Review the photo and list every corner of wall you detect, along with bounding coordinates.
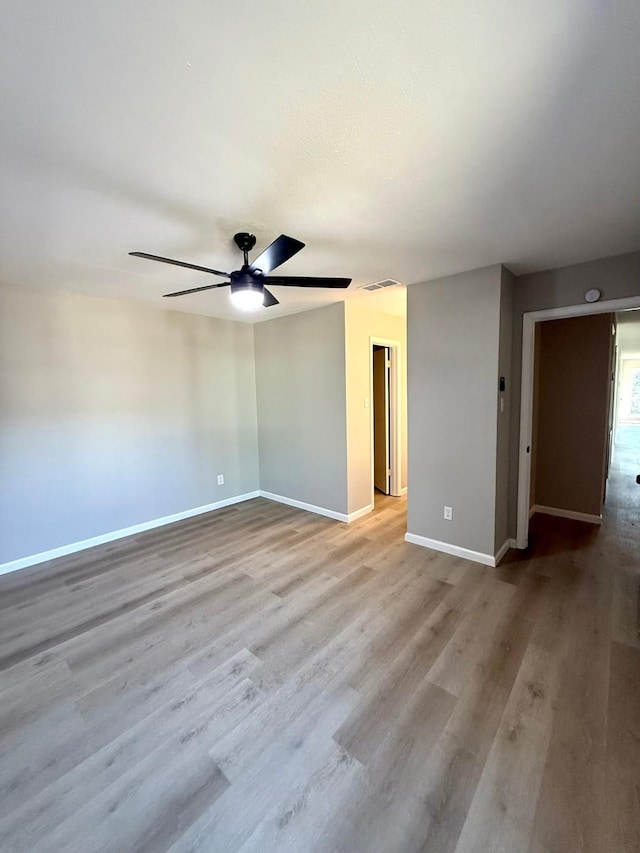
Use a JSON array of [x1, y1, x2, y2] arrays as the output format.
[[406, 265, 503, 557]]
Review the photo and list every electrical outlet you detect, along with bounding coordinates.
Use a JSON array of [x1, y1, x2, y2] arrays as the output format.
[[444, 506, 453, 520], [217, 474, 224, 485]]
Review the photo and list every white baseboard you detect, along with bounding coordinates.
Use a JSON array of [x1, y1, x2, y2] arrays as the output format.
[[258, 489, 350, 523], [347, 504, 374, 522], [404, 532, 499, 567], [494, 539, 511, 566], [0, 489, 372, 578], [531, 504, 602, 525], [0, 491, 261, 577], [400, 487, 408, 496], [259, 491, 372, 523]]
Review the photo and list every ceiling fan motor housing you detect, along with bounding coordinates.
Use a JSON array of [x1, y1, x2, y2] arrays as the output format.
[[230, 270, 263, 294]]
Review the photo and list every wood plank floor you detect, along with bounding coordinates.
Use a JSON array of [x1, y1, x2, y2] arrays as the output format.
[[1, 436, 639, 852]]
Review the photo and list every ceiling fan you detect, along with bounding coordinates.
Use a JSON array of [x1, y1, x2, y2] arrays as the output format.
[[129, 232, 351, 311]]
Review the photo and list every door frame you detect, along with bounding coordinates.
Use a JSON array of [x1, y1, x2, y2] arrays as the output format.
[[370, 336, 402, 503], [516, 295, 640, 549], [372, 345, 391, 495]]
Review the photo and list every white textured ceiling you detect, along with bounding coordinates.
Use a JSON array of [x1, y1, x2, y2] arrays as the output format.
[[2, 0, 640, 323]]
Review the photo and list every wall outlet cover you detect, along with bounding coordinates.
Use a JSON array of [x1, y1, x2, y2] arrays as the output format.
[[217, 474, 224, 485]]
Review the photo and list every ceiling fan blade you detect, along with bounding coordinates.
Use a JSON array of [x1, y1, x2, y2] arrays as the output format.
[[248, 235, 305, 275], [163, 282, 230, 297], [130, 252, 230, 278], [262, 287, 279, 307], [263, 276, 351, 289]]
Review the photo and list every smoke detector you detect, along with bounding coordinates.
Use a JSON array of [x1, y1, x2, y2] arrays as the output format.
[[359, 278, 402, 292]]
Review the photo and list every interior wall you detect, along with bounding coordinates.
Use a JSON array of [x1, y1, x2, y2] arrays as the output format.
[[344, 298, 407, 514], [0, 282, 259, 565], [254, 303, 349, 515], [509, 250, 640, 534], [8, 250, 637, 568], [531, 314, 613, 517], [407, 264, 503, 558]]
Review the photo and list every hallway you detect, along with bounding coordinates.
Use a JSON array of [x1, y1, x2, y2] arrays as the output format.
[[521, 420, 640, 852]]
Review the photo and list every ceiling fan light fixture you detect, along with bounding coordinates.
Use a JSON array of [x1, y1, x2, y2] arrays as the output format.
[[230, 282, 264, 311]]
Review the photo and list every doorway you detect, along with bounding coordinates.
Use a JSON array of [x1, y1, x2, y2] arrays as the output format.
[[373, 345, 391, 495], [527, 313, 613, 532], [609, 309, 640, 508], [370, 337, 402, 505], [516, 295, 640, 548]]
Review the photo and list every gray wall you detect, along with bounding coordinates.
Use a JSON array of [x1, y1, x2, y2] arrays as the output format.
[[0, 283, 259, 564], [254, 303, 349, 515], [494, 267, 514, 551], [7, 250, 638, 567], [407, 265, 503, 557], [508, 251, 640, 533], [532, 314, 613, 516]]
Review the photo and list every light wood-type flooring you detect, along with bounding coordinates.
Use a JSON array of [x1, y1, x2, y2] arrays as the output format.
[[1, 431, 639, 852]]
